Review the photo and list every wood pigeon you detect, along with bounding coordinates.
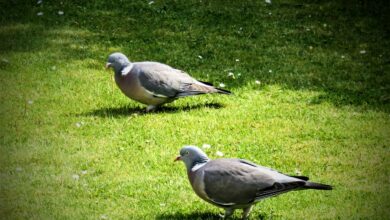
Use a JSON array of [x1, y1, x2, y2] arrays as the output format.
[[175, 146, 332, 219], [106, 53, 231, 112]]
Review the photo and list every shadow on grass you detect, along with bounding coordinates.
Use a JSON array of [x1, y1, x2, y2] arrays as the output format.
[[156, 212, 266, 220], [2, 0, 390, 111], [78, 102, 224, 117], [156, 212, 222, 220]]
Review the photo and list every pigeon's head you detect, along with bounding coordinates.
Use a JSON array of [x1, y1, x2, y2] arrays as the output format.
[[175, 146, 209, 170], [106, 52, 131, 74]]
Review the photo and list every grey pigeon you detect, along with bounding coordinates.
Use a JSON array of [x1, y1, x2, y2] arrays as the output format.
[[106, 52, 231, 111], [175, 146, 332, 219]]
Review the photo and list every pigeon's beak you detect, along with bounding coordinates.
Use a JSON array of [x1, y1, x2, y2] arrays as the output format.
[[174, 156, 181, 162], [105, 62, 112, 69]]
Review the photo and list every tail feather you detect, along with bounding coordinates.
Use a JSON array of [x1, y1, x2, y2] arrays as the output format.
[[215, 87, 232, 95], [197, 81, 232, 95], [198, 80, 214, 86], [289, 175, 310, 181], [304, 181, 333, 190]]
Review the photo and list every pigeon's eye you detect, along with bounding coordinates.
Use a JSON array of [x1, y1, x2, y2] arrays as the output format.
[[184, 151, 190, 156]]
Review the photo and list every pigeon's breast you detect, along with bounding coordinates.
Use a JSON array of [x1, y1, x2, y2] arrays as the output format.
[[115, 73, 167, 106], [189, 169, 210, 203]]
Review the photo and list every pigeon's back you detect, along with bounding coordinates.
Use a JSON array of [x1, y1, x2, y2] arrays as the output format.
[[202, 159, 277, 205]]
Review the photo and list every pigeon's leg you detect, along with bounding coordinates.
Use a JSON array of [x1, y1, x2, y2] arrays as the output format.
[[219, 208, 234, 219], [242, 205, 253, 219], [146, 105, 157, 112]]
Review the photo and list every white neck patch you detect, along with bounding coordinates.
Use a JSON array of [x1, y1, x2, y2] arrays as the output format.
[[191, 162, 207, 172], [121, 64, 134, 76]]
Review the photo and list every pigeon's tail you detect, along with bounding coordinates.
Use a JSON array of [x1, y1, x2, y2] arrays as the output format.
[[289, 175, 309, 181], [197, 81, 232, 95], [215, 87, 232, 95], [304, 181, 333, 190]]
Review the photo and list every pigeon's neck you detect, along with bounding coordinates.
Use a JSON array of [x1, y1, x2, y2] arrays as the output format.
[[115, 63, 133, 77], [190, 158, 209, 172]]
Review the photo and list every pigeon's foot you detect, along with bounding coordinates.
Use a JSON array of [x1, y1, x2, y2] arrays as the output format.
[[145, 105, 157, 112], [242, 206, 253, 219], [219, 208, 234, 219]]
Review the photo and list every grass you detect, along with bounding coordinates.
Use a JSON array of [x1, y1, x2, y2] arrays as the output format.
[[1, 0, 389, 219]]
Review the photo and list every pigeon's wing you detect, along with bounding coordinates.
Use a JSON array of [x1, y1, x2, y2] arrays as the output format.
[[135, 62, 219, 98], [238, 159, 309, 181], [202, 159, 305, 206]]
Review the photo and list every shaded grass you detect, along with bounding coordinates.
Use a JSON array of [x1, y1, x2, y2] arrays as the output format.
[[1, 0, 390, 219], [79, 102, 225, 118], [1, 0, 389, 108]]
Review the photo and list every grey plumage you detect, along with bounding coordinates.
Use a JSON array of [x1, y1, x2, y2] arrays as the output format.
[[106, 52, 231, 111], [175, 146, 332, 219]]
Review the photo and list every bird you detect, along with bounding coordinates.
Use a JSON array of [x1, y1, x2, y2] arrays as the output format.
[[105, 52, 231, 112], [175, 146, 332, 219]]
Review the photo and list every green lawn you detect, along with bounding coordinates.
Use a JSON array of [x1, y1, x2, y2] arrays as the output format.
[[1, 0, 389, 219]]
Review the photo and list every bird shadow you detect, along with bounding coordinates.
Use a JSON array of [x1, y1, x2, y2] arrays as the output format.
[[156, 212, 266, 220], [78, 102, 225, 118], [155, 212, 223, 220]]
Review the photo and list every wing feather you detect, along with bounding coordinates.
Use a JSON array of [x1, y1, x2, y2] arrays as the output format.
[[136, 62, 197, 98], [202, 159, 307, 206], [135, 62, 222, 98]]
